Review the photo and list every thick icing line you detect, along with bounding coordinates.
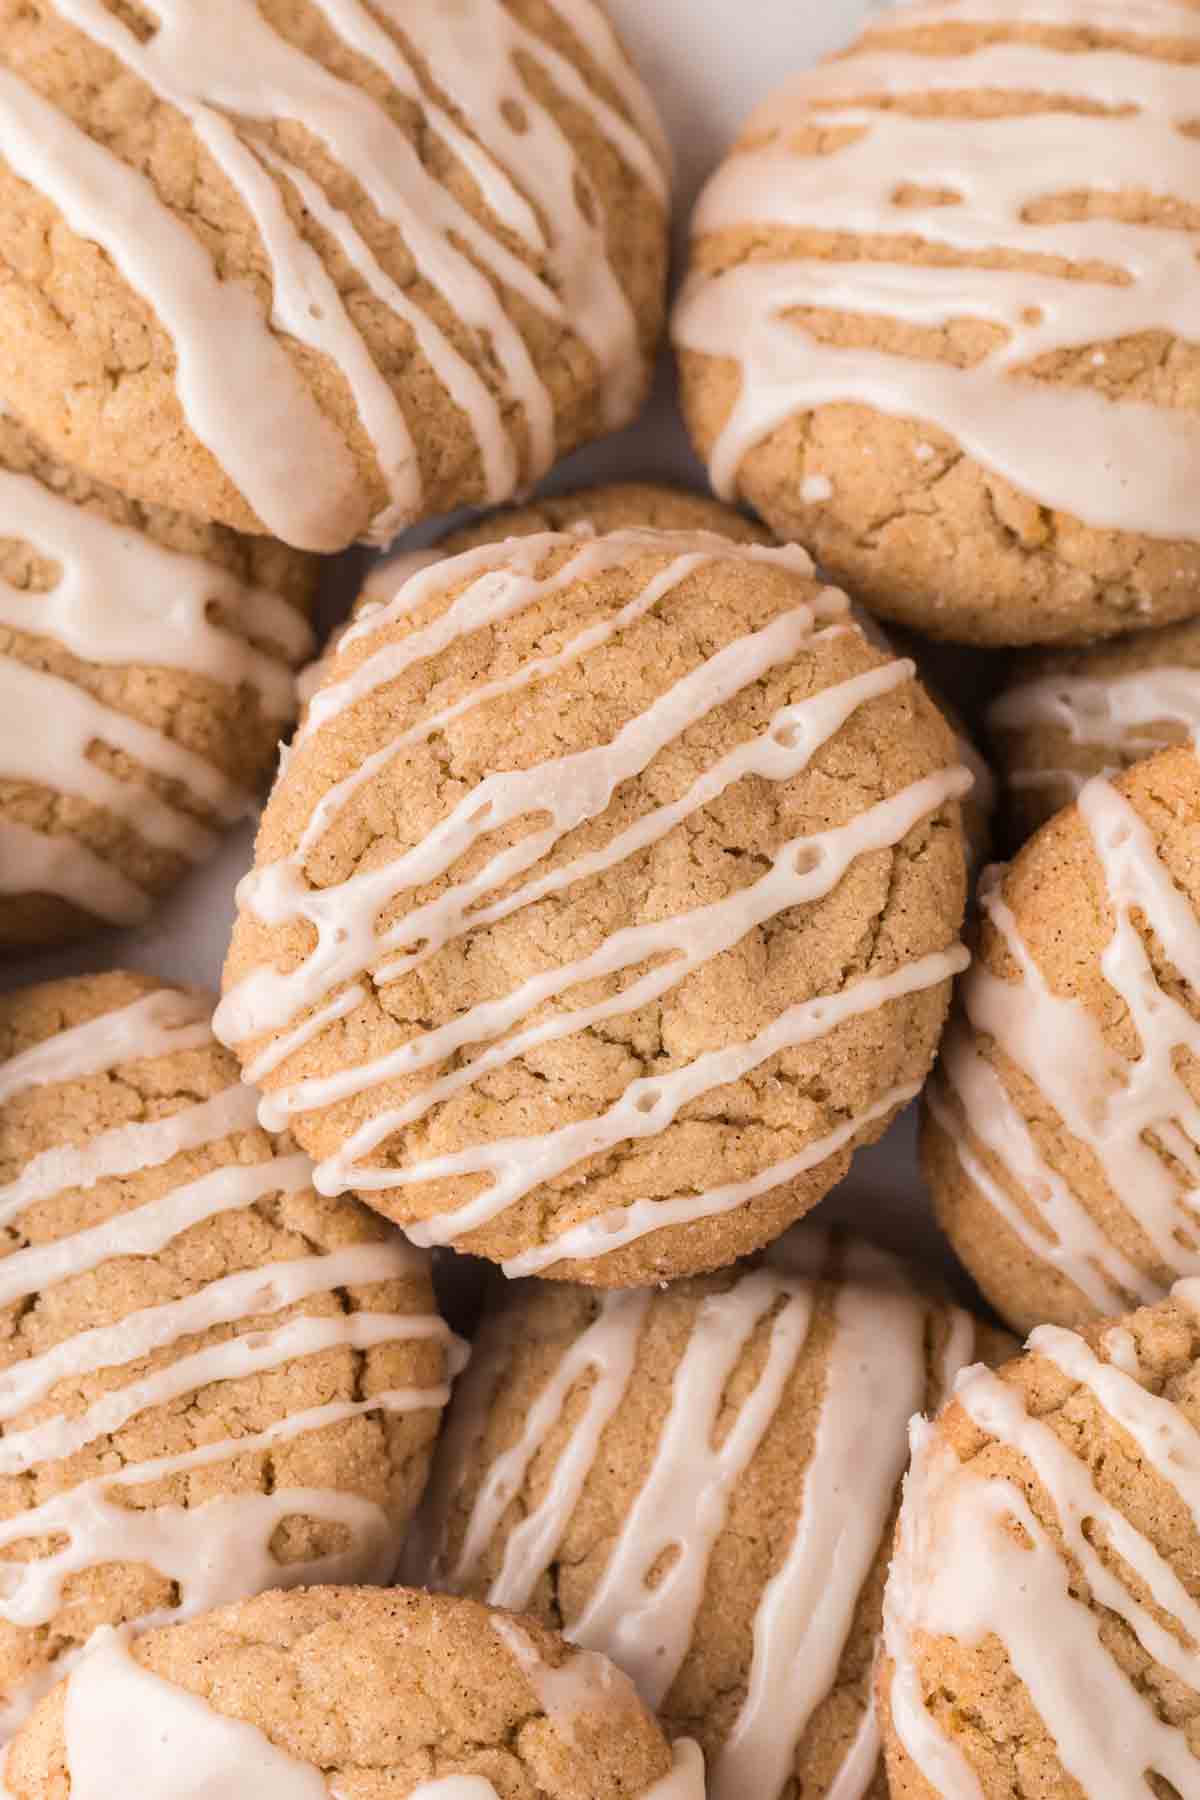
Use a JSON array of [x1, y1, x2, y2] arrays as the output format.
[[884, 1303, 1200, 1794], [0, 820, 150, 925], [989, 665, 1200, 795], [673, 12, 1200, 540], [8, 0, 666, 546], [935, 773, 1200, 1309], [0, 988, 212, 1106]]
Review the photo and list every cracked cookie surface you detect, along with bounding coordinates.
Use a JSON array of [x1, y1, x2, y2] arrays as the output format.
[[0, 407, 316, 950], [218, 526, 968, 1285], [0, 0, 669, 550], [5, 1585, 693, 1800], [409, 1227, 1011, 1800], [673, 0, 1200, 647], [0, 969, 456, 1733]]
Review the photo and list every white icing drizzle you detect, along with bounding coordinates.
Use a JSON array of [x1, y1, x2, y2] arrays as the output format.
[[932, 772, 1200, 1314], [673, 3, 1200, 540], [0, 457, 312, 919], [429, 1237, 977, 1800], [490, 1617, 705, 1797], [0, 0, 666, 548], [883, 1301, 1200, 1796], [0, 990, 460, 1735], [0, 819, 150, 927], [989, 664, 1200, 803], [215, 529, 969, 1269], [64, 1626, 329, 1800], [0, 988, 211, 1106]]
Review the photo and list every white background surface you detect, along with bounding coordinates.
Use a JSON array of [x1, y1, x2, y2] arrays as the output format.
[[3, 0, 963, 1284]]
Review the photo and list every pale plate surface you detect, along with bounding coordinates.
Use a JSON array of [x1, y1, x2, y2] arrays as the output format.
[[3, 0, 961, 1281]]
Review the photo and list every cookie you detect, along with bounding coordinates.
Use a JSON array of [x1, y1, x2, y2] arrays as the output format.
[[0, 970, 461, 1734], [924, 745, 1200, 1336], [673, 0, 1200, 647], [989, 616, 1200, 842], [408, 1229, 1010, 1800], [0, 1, 669, 552], [217, 526, 970, 1285], [0, 410, 316, 949], [880, 1281, 1200, 1798], [6, 1587, 703, 1800]]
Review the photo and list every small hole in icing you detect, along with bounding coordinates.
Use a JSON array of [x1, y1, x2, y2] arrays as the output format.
[[634, 1089, 660, 1114], [794, 845, 823, 876], [468, 801, 494, 827], [773, 722, 802, 750], [309, 303, 324, 322], [1109, 825, 1132, 850]]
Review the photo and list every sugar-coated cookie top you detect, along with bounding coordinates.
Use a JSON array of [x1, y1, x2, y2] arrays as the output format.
[[219, 526, 969, 1284], [0, 971, 460, 1734], [5, 1588, 704, 1800], [927, 744, 1200, 1334], [0, 0, 669, 549], [412, 1227, 1007, 1800], [0, 409, 315, 943], [675, 0, 1200, 645], [883, 1278, 1200, 1796]]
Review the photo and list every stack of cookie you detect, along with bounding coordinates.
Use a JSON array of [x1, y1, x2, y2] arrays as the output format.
[[3, 1, 1200, 1796]]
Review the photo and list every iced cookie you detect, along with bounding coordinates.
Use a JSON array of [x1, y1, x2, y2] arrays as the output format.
[[218, 526, 970, 1285], [0, 970, 461, 1734], [989, 617, 1200, 842], [5, 1588, 703, 1799], [924, 745, 1200, 1336], [0, 1, 669, 551], [409, 1230, 1010, 1800], [0, 411, 316, 949], [673, 0, 1200, 647], [880, 1281, 1200, 1798]]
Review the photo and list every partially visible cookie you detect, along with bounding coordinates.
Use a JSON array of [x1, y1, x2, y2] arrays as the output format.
[[880, 1282, 1200, 1797], [6, 1588, 703, 1800], [674, 1, 1200, 646], [989, 617, 1200, 843], [410, 1228, 1010, 1800], [924, 746, 1200, 1335], [0, 1, 669, 549], [219, 526, 970, 1286], [0, 410, 316, 949], [0, 970, 460, 1734]]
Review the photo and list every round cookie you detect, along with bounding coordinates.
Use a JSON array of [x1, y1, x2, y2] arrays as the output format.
[[408, 1229, 1011, 1800], [0, 408, 316, 949], [217, 526, 970, 1285], [5, 1587, 703, 1800], [880, 1281, 1200, 1798], [673, 0, 1200, 647], [989, 616, 1200, 843], [0, 970, 461, 1734], [0, 1, 669, 551], [924, 745, 1200, 1336]]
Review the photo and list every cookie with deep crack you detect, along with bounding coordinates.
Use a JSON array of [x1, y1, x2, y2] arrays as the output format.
[[0, 1, 669, 550], [925, 745, 1200, 1335], [409, 1228, 1011, 1800], [218, 526, 969, 1285], [988, 616, 1200, 843], [0, 969, 460, 1734], [880, 1280, 1200, 1798], [674, 0, 1200, 646], [0, 409, 316, 948], [5, 1588, 703, 1799]]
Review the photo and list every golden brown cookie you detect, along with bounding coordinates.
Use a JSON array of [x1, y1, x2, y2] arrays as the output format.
[[0, 970, 460, 1735], [989, 616, 1200, 843], [673, 1, 1200, 647], [218, 526, 969, 1285], [0, 410, 317, 950], [924, 745, 1200, 1336], [880, 1282, 1200, 1798], [0, 1, 669, 551], [6, 1587, 702, 1800], [409, 1227, 1011, 1800]]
